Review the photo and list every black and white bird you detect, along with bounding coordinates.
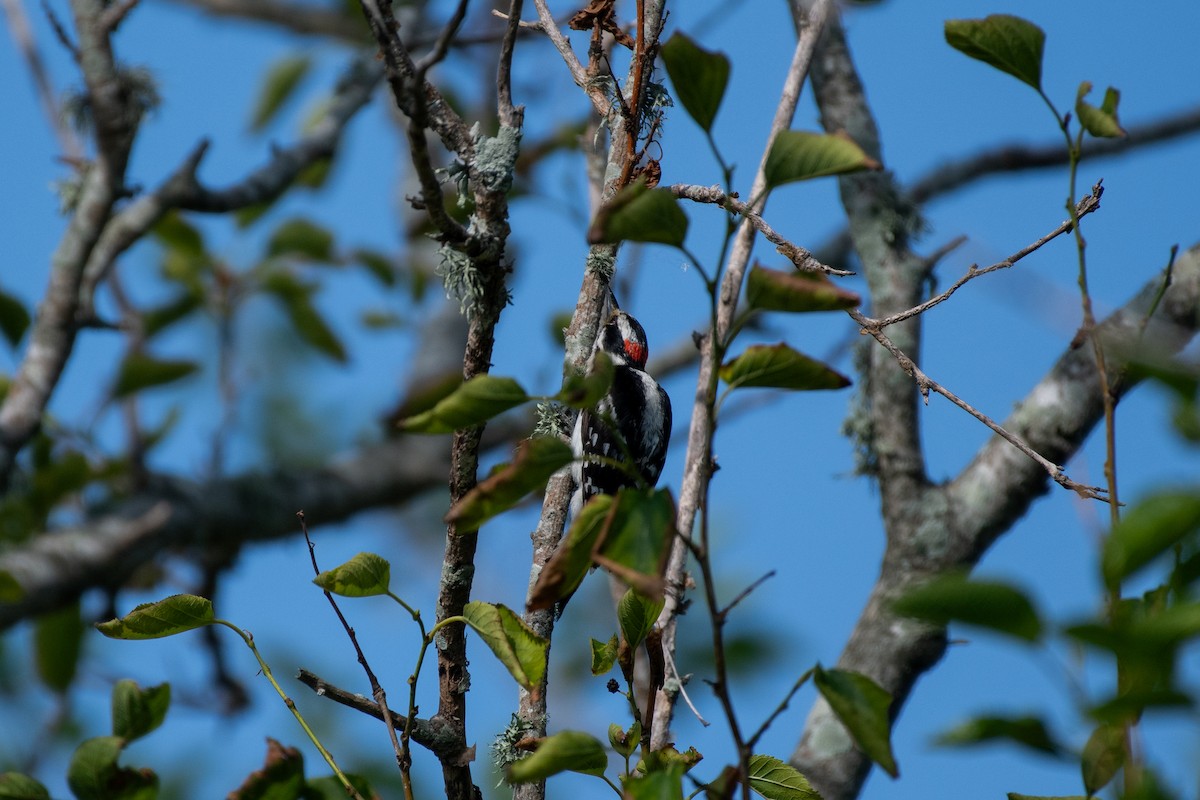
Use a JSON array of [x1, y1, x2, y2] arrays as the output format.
[[570, 308, 672, 519]]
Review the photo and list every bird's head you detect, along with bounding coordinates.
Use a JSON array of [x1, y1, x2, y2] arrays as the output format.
[[598, 309, 649, 369]]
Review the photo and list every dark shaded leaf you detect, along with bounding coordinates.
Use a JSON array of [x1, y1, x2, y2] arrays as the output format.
[[944, 15, 1045, 91], [399, 374, 528, 433], [813, 666, 897, 777], [67, 737, 157, 800], [34, 601, 84, 694], [446, 438, 574, 532], [527, 495, 613, 611], [0, 289, 31, 348], [764, 131, 880, 191], [1081, 724, 1125, 796], [267, 218, 335, 262], [747, 754, 822, 800], [935, 714, 1064, 756], [557, 351, 615, 409], [595, 489, 676, 601], [251, 55, 311, 131], [112, 680, 171, 742], [313, 552, 391, 597], [302, 775, 375, 800], [350, 248, 397, 286], [229, 738, 305, 800], [0, 571, 21, 602], [262, 272, 347, 362], [720, 343, 851, 391], [462, 601, 548, 692], [112, 354, 199, 399], [96, 594, 215, 640], [892, 572, 1043, 642], [623, 766, 685, 800], [588, 182, 688, 247], [746, 265, 860, 313], [151, 211, 205, 257], [142, 292, 203, 339], [0, 772, 51, 800], [660, 32, 730, 132], [1102, 490, 1200, 586]]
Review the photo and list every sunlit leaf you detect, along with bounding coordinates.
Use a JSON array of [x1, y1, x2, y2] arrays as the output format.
[[527, 495, 613, 611], [506, 730, 608, 783], [661, 32, 730, 132], [617, 588, 664, 650], [446, 438, 574, 532], [462, 601, 548, 691], [1081, 724, 1125, 796], [1075, 83, 1126, 139], [112, 354, 200, 399], [746, 265, 860, 313], [936, 714, 1064, 756], [608, 721, 640, 758], [399, 374, 529, 433], [595, 489, 676, 600], [944, 15, 1045, 91], [813, 665, 897, 777], [0, 289, 31, 348], [34, 602, 84, 694], [892, 572, 1043, 642], [764, 131, 880, 191], [251, 55, 311, 131], [623, 766, 685, 800], [591, 635, 618, 676], [747, 754, 822, 800], [720, 344, 851, 391], [96, 595, 215, 640], [0, 772, 51, 800], [1101, 490, 1200, 587], [588, 182, 688, 247], [112, 680, 171, 742], [313, 552, 391, 597]]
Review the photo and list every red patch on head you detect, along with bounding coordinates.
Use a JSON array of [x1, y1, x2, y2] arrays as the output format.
[[624, 339, 647, 367]]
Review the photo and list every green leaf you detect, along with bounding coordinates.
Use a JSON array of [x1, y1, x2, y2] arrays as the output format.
[[96, 594, 215, 640], [112, 680, 171, 741], [141, 292, 203, 339], [296, 156, 334, 189], [944, 15, 1045, 91], [34, 602, 84, 694], [399, 374, 529, 433], [720, 343, 851, 391], [747, 754, 822, 800], [67, 737, 157, 800], [0, 288, 31, 348], [1007, 796, 1087, 800], [591, 635, 619, 676], [1075, 83, 1126, 138], [527, 495, 613, 611], [746, 265, 860, 313], [660, 32, 730, 132], [892, 572, 1043, 642], [0, 772, 51, 800], [267, 218, 335, 262], [303, 774, 376, 800], [112, 354, 200, 399], [262, 271, 347, 362], [313, 552, 391, 597], [608, 722, 640, 759], [350, 248, 397, 287], [618, 588, 664, 650], [588, 182, 689, 248], [151, 211, 206, 258], [557, 351, 615, 410], [813, 665, 897, 777], [230, 738, 305, 800], [506, 730, 608, 783], [445, 437, 574, 532], [935, 714, 1064, 756], [0, 571, 22, 603], [623, 766, 685, 800], [764, 131, 880, 191], [462, 601, 548, 691], [251, 55, 311, 132], [1102, 490, 1200, 586], [1081, 724, 1126, 796], [596, 489, 677, 601]]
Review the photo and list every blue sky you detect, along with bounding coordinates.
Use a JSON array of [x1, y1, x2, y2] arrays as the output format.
[[3, 0, 1200, 798]]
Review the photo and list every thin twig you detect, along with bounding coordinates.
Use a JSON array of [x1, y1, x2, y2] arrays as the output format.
[[530, 0, 611, 116], [847, 308, 1109, 501], [414, 0, 470, 76], [662, 646, 709, 727], [2, 0, 83, 157], [719, 570, 776, 619], [745, 669, 813, 751]]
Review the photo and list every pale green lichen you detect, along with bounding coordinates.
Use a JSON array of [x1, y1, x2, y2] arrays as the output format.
[[473, 124, 522, 195], [491, 713, 542, 785]]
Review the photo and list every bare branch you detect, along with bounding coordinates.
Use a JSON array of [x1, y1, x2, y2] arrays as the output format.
[[2, 0, 84, 158], [161, 0, 367, 41], [530, 0, 611, 116]]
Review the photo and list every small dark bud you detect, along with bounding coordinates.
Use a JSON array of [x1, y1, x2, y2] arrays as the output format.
[[606, 678, 620, 694]]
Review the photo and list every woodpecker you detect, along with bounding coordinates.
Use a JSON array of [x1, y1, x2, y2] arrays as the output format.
[[570, 308, 672, 519]]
